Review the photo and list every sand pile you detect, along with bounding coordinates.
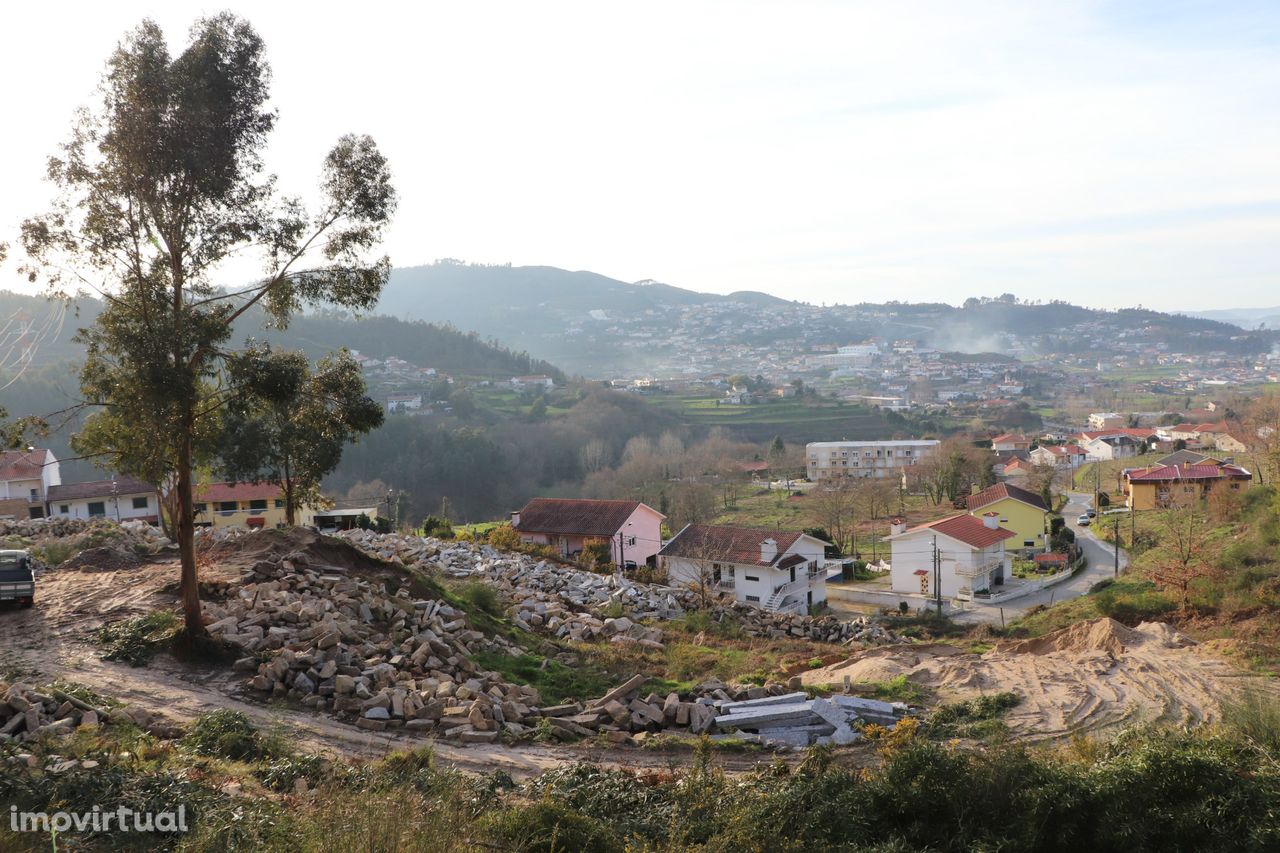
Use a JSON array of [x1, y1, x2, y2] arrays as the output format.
[[803, 618, 1279, 741]]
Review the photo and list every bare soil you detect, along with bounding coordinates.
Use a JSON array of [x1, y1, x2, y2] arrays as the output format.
[[803, 617, 1280, 742]]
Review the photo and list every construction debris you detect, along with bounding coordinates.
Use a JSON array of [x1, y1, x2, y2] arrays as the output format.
[[334, 529, 901, 646], [0, 682, 111, 743]]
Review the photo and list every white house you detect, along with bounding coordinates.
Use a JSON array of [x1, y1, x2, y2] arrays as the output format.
[[386, 393, 423, 413], [0, 448, 61, 520], [887, 513, 1015, 600], [511, 375, 555, 391], [46, 476, 160, 523], [659, 524, 829, 614], [1029, 444, 1087, 469], [1080, 434, 1144, 461], [805, 440, 940, 481]]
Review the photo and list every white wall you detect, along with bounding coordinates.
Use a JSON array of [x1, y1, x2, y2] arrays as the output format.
[[52, 492, 157, 521]]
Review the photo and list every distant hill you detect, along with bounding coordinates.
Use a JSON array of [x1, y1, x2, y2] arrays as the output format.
[[0, 290, 562, 380], [378, 262, 790, 334], [1184, 306, 1280, 330]]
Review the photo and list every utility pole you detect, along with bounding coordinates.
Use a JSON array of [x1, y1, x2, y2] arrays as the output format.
[[1113, 516, 1120, 576], [1093, 461, 1100, 512], [932, 534, 942, 617]]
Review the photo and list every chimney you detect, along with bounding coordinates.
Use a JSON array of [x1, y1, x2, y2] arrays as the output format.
[[510, 510, 521, 528], [760, 537, 777, 563], [889, 517, 907, 536], [983, 511, 1000, 530]]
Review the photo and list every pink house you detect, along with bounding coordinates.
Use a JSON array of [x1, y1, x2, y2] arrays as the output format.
[[511, 498, 665, 567]]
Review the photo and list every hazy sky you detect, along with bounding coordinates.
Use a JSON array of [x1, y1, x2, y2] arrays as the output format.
[[2, 1, 1279, 310]]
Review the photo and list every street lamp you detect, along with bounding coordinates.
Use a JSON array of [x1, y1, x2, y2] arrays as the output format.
[[111, 479, 121, 522]]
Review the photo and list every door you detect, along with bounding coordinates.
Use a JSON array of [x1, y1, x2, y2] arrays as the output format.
[[790, 566, 796, 583]]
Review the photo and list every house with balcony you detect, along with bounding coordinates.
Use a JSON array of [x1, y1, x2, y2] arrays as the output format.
[[192, 482, 315, 529], [658, 524, 829, 613], [0, 448, 61, 520], [46, 476, 160, 523], [1121, 463, 1252, 510], [887, 513, 1016, 600], [511, 498, 665, 567]]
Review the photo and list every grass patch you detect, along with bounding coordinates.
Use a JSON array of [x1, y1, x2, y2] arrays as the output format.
[[471, 650, 614, 705], [183, 709, 289, 762], [925, 691, 1021, 740]]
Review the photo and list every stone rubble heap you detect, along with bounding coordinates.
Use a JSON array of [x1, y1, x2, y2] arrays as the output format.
[[333, 529, 901, 646], [0, 517, 173, 556], [198, 540, 908, 746], [0, 682, 110, 743]]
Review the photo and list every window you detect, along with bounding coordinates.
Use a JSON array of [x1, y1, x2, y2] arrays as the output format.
[[59, 504, 69, 515], [745, 595, 760, 603], [249, 499, 268, 512], [218, 501, 238, 513], [131, 496, 148, 510], [194, 503, 208, 513], [626, 536, 636, 546], [744, 574, 760, 582], [1024, 540, 1035, 547], [87, 501, 106, 518], [275, 499, 285, 508]]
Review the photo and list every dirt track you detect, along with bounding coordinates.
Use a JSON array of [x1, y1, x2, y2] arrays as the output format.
[[803, 617, 1279, 742], [0, 555, 804, 778]]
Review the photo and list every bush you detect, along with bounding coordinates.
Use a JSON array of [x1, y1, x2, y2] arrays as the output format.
[[421, 515, 453, 538], [462, 581, 501, 616], [183, 710, 285, 762], [98, 610, 181, 666], [485, 799, 622, 853]]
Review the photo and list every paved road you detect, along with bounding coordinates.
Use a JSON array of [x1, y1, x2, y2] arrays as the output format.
[[954, 492, 1128, 626]]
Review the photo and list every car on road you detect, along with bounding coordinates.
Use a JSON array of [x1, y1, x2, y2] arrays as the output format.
[[0, 550, 35, 608], [1077, 514, 1091, 526], [1086, 509, 1097, 518]]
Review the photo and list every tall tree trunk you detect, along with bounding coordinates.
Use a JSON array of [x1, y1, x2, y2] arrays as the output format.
[[284, 478, 295, 527], [176, 437, 204, 637]]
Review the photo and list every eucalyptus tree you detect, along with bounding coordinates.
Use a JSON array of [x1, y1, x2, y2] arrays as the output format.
[[20, 15, 396, 635], [219, 346, 385, 527]]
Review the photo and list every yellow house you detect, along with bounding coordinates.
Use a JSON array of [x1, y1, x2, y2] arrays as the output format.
[[1122, 463, 1252, 510], [192, 482, 317, 529], [966, 483, 1050, 553]]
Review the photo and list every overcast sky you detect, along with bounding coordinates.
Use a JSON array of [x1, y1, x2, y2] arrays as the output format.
[[2, 1, 1279, 310]]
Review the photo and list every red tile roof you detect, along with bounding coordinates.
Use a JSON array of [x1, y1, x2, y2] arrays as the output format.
[[896, 513, 1017, 549], [196, 481, 285, 502], [966, 482, 1050, 512], [513, 498, 659, 537], [991, 433, 1027, 444], [1040, 444, 1085, 457], [659, 524, 813, 565], [47, 476, 156, 502], [0, 449, 51, 482], [1125, 464, 1252, 483]]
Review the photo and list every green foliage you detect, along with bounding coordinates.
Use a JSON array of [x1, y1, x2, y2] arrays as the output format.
[[1221, 688, 1280, 754], [219, 347, 384, 524], [470, 651, 611, 705], [98, 611, 181, 666], [183, 709, 286, 762], [484, 799, 622, 853], [420, 514, 453, 538], [927, 692, 1022, 738], [461, 581, 501, 616], [1094, 580, 1177, 623]]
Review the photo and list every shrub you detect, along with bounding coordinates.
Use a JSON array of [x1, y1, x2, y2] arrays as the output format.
[[462, 581, 501, 616], [421, 514, 453, 538], [183, 710, 285, 762], [98, 611, 181, 666], [485, 799, 622, 853]]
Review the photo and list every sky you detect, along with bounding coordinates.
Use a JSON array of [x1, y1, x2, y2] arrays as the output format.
[[2, 0, 1279, 311]]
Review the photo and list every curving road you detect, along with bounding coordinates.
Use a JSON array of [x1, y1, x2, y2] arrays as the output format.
[[953, 492, 1128, 626]]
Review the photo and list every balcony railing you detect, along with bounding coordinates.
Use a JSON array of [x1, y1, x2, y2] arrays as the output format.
[[953, 559, 1003, 578], [717, 578, 736, 591]]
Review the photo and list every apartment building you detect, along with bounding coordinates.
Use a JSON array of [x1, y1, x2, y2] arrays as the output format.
[[805, 440, 940, 481]]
